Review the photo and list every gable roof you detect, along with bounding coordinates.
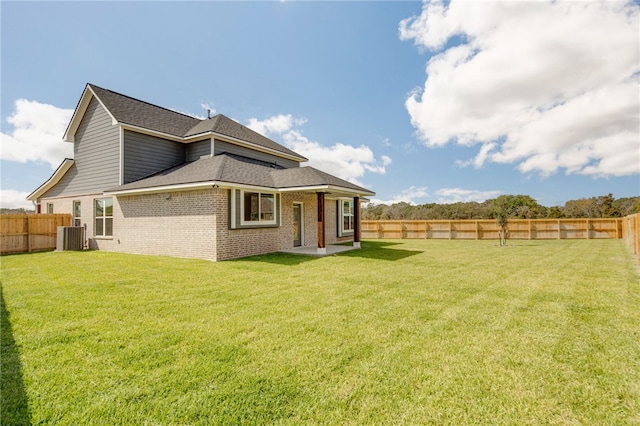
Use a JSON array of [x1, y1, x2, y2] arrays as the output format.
[[64, 84, 307, 162], [104, 154, 374, 197]]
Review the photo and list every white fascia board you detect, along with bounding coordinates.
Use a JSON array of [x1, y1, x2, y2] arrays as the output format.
[[279, 185, 375, 197], [64, 85, 117, 142], [278, 185, 331, 193], [26, 159, 75, 201], [105, 181, 277, 197], [105, 181, 220, 196], [119, 123, 186, 142]]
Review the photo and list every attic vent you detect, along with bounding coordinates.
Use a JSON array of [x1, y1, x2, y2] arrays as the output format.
[[56, 226, 84, 251]]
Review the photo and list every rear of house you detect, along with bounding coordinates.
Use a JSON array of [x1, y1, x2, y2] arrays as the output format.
[[27, 84, 374, 260]]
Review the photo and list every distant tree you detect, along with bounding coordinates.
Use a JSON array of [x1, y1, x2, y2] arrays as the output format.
[[595, 193, 617, 217], [0, 208, 35, 214], [546, 206, 563, 218], [614, 197, 640, 216], [361, 194, 639, 221]]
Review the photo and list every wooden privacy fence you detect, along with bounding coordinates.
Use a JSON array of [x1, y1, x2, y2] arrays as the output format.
[[621, 213, 640, 264], [0, 214, 71, 254], [362, 218, 623, 241]]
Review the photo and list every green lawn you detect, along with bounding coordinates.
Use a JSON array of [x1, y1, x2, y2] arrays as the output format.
[[2, 240, 639, 425]]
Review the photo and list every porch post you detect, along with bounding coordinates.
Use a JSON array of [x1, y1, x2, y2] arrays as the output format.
[[317, 192, 326, 254], [353, 196, 361, 248]]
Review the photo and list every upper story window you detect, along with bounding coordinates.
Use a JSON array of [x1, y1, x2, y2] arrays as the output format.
[[46, 203, 54, 214], [94, 198, 113, 237], [73, 201, 81, 226], [338, 200, 354, 237]]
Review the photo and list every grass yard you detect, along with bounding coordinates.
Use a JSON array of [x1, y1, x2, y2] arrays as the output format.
[[1, 239, 639, 425]]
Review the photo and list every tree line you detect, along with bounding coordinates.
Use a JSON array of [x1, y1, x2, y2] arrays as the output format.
[[362, 194, 640, 221]]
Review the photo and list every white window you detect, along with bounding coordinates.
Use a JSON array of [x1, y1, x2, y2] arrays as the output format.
[[46, 203, 54, 214], [230, 189, 279, 228], [73, 200, 81, 226], [94, 198, 113, 237], [242, 191, 276, 225], [339, 200, 354, 236]]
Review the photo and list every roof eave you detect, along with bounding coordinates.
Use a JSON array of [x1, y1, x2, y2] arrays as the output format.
[[26, 159, 75, 201], [278, 185, 375, 197], [104, 180, 279, 197]]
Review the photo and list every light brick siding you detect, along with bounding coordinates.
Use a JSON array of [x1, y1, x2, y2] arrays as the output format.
[[40, 190, 218, 260], [215, 191, 320, 260], [325, 198, 355, 245], [111, 190, 217, 260], [39, 189, 353, 261]]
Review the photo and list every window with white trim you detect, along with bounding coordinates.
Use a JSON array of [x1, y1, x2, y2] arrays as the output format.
[[242, 191, 276, 224], [46, 203, 54, 214], [73, 200, 81, 226], [338, 200, 354, 236], [230, 189, 280, 229], [94, 198, 113, 237]]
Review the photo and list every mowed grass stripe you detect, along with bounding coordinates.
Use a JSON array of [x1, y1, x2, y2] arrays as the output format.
[[1, 239, 639, 425]]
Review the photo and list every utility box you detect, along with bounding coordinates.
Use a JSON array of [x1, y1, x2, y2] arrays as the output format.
[[56, 226, 84, 251]]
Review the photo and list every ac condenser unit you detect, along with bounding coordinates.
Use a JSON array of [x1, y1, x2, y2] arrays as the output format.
[[56, 226, 84, 251]]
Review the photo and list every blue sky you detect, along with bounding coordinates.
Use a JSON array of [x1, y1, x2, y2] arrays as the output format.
[[2, 1, 639, 209]]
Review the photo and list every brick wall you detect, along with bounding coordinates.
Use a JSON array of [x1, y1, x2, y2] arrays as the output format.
[[40, 190, 218, 260], [113, 190, 217, 260], [39, 189, 355, 261], [325, 198, 355, 245], [215, 191, 320, 260]]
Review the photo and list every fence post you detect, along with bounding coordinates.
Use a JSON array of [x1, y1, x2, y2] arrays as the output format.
[[586, 219, 590, 239], [27, 215, 32, 253]]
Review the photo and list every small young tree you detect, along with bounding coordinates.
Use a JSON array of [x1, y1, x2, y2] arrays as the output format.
[[496, 211, 509, 246], [492, 196, 511, 246]]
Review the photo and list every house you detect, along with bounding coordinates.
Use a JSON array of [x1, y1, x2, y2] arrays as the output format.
[[27, 84, 375, 261]]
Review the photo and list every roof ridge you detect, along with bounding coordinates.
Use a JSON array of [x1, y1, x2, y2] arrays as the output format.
[[88, 83, 201, 121]]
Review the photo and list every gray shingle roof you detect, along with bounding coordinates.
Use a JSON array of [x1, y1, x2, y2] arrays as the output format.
[[89, 85, 199, 137], [88, 84, 306, 161], [105, 154, 374, 196]]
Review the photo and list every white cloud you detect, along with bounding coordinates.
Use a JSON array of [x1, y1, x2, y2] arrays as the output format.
[[400, 0, 640, 177], [435, 188, 501, 204], [0, 189, 33, 210], [247, 114, 306, 136], [369, 185, 429, 205], [246, 114, 390, 186], [1, 99, 74, 169]]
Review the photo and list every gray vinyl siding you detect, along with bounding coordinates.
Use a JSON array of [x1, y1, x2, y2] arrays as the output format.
[[186, 139, 211, 162], [123, 130, 185, 183], [215, 140, 300, 169], [41, 97, 120, 198]]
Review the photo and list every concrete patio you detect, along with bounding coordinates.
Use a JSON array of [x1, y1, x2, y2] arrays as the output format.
[[279, 244, 360, 257]]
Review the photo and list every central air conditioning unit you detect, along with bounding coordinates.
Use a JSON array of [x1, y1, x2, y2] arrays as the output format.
[[56, 226, 85, 251]]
